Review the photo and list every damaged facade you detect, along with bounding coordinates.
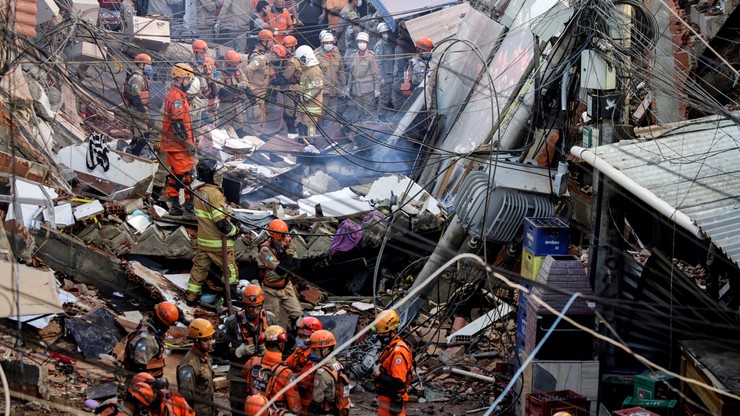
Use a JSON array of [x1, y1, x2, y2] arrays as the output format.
[[2, 0, 740, 414]]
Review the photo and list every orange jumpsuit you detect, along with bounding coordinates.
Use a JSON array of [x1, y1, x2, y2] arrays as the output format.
[[375, 337, 413, 416], [284, 347, 315, 412], [243, 349, 302, 414], [161, 85, 195, 201]]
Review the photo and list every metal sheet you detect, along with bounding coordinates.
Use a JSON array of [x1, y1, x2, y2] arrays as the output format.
[[313, 314, 360, 347], [372, 0, 461, 31], [403, 3, 471, 47]]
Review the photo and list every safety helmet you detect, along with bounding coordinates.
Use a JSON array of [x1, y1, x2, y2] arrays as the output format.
[[262, 325, 287, 342], [416, 37, 433, 52], [244, 394, 271, 416], [310, 329, 336, 348], [129, 382, 156, 406], [297, 316, 322, 336], [196, 158, 223, 183], [189, 318, 216, 339], [134, 53, 152, 65], [267, 219, 288, 240], [552, 413, 573, 416], [171, 63, 194, 79], [373, 309, 400, 333], [295, 45, 319, 67], [186, 77, 201, 95], [192, 39, 208, 53], [319, 30, 335, 43], [377, 22, 390, 33], [131, 372, 155, 386], [283, 35, 298, 48], [242, 284, 265, 306], [224, 50, 241, 67], [154, 301, 179, 326], [356, 32, 369, 43], [270, 44, 287, 59], [204, 56, 216, 73], [258, 29, 273, 42]]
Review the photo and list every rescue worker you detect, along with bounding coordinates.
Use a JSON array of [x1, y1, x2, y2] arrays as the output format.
[[284, 317, 322, 413], [190, 40, 210, 131], [224, 284, 278, 414], [373, 22, 394, 113], [307, 330, 350, 416], [242, 325, 302, 414], [216, 50, 251, 137], [294, 45, 324, 136], [337, 0, 359, 53], [202, 56, 219, 124], [244, 394, 295, 416], [404, 37, 434, 95], [186, 159, 239, 305], [391, 33, 414, 110], [347, 31, 380, 120], [267, 44, 297, 134], [131, 371, 155, 386], [247, 30, 275, 128], [162, 63, 197, 220], [314, 31, 346, 126], [177, 318, 216, 416], [123, 53, 152, 156], [270, 0, 293, 44], [258, 219, 303, 330], [120, 302, 179, 379], [94, 382, 158, 415], [279, 36, 302, 134], [373, 309, 413, 416]]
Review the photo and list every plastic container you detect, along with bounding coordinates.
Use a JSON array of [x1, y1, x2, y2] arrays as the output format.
[[523, 217, 569, 256]]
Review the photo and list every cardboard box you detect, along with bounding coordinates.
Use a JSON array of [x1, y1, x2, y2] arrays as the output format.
[[128, 16, 170, 51]]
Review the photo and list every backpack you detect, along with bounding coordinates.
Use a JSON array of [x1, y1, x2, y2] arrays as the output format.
[[323, 361, 351, 416], [161, 390, 196, 416]]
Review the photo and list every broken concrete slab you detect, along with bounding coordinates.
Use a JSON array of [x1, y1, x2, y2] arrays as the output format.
[[0, 65, 32, 108], [0, 261, 63, 318], [298, 188, 372, 217], [0, 360, 51, 400], [65, 307, 125, 359], [25, 76, 57, 121], [125, 261, 196, 320]]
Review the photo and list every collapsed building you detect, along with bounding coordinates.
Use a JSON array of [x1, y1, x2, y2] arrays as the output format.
[[2, 0, 740, 414]]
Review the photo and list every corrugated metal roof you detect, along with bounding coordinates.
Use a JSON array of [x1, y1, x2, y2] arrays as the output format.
[[592, 114, 740, 265], [371, 0, 461, 31], [403, 3, 471, 47]]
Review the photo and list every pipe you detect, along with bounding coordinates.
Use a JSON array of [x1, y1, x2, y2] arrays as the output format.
[[570, 146, 705, 239], [448, 368, 496, 383], [407, 216, 469, 296]]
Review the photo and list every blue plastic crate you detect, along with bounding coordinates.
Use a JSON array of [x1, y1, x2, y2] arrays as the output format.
[[524, 217, 569, 256]]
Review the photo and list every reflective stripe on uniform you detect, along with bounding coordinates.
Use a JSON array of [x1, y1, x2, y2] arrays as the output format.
[[197, 238, 235, 248], [228, 263, 238, 283], [195, 207, 227, 220], [187, 283, 202, 293]]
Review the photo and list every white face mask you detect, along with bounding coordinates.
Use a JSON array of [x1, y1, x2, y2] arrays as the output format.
[[358, 42, 367, 51], [323, 44, 333, 52], [382, 34, 389, 41], [357, 0, 362, 6]]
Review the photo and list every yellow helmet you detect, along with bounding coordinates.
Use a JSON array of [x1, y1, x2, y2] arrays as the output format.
[[188, 318, 215, 339], [373, 309, 400, 333], [262, 325, 287, 342], [171, 63, 194, 79]]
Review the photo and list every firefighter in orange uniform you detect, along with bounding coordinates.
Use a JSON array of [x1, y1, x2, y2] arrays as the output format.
[[284, 317, 322, 413], [120, 302, 179, 380], [373, 309, 413, 416], [243, 325, 302, 414], [307, 330, 350, 416], [270, 0, 293, 44], [162, 63, 197, 220], [95, 382, 159, 415], [244, 394, 295, 416], [224, 285, 278, 412]]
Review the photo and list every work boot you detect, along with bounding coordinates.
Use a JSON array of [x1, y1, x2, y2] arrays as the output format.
[[168, 197, 184, 216], [182, 199, 196, 221]]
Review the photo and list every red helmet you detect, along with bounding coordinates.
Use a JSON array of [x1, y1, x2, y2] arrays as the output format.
[[192, 39, 208, 53], [154, 301, 179, 326], [134, 53, 152, 65], [297, 316, 322, 336], [271, 44, 287, 59], [416, 37, 433, 52], [258, 29, 273, 42], [282, 35, 298, 48], [129, 382, 156, 406], [267, 219, 288, 240], [225, 50, 241, 67]]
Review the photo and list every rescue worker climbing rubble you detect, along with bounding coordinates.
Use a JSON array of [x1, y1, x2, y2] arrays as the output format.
[[186, 158, 239, 306], [284, 317, 323, 413], [294, 45, 323, 137], [177, 318, 216, 416], [162, 63, 197, 220], [224, 284, 278, 414], [373, 309, 413, 416], [243, 325, 302, 414], [118, 302, 179, 380], [123, 53, 152, 156], [258, 219, 303, 333], [216, 50, 251, 137], [307, 329, 351, 416]]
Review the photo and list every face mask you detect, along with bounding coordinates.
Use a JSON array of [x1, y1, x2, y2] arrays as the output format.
[[295, 338, 307, 349], [382, 34, 389, 41], [422, 53, 432, 61], [144, 66, 153, 75], [180, 80, 192, 91], [358, 42, 367, 51], [307, 352, 320, 362], [226, 67, 237, 74], [356, 0, 362, 6], [275, 6, 283, 11], [323, 44, 333, 52], [196, 57, 204, 65]]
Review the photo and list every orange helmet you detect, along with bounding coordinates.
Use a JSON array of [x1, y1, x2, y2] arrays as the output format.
[[131, 372, 155, 386], [242, 284, 265, 306], [134, 53, 152, 65], [297, 316, 322, 336], [154, 301, 179, 326], [258, 29, 273, 42], [189, 318, 215, 339], [416, 37, 433, 52], [244, 394, 271, 416], [129, 382, 156, 406], [267, 219, 288, 240], [270, 44, 287, 59], [225, 50, 241, 67], [204, 56, 216, 73], [310, 329, 336, 348], [282, 35, 298, 48], [192, 39, 208, 53]]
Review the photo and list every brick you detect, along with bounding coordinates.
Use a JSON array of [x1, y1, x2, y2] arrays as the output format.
[[299, 287, 324, 305]]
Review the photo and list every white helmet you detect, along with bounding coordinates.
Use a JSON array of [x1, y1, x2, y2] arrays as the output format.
[[295, 45, 319, 67], [356, 32, 369, 43], [377, 22, 390, 33], [186, 77, 201, 95], [319, 30, 335, 43]]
